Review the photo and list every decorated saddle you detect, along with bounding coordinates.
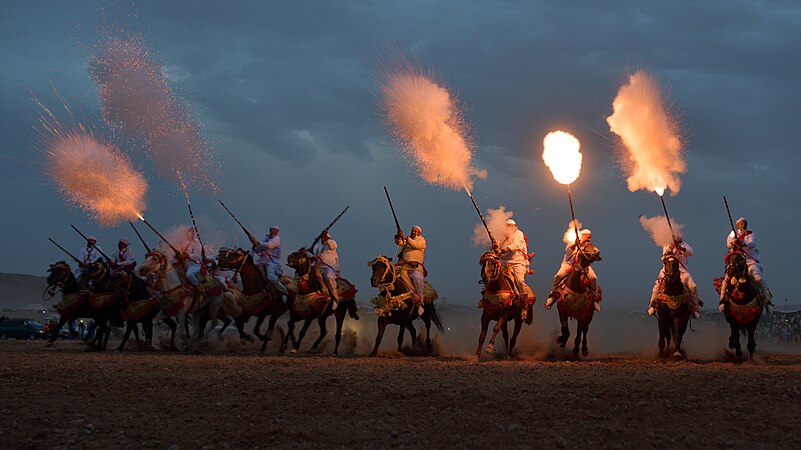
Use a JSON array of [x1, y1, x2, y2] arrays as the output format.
[[54, 292, 84, 317], [371, 281, 438, 317]]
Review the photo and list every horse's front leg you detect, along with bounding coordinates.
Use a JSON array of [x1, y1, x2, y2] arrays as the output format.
[[311, 315, 328, 351], [370, 318, 388, 357], [487, 317, 505, 356], [729, 324, 742, 357], [396, 323, 405, 351], [557, 312, 570, 348], [405, 321, 417, 350], [293, 318, 313, 353], [475, 313, 490, 360], [252, 314, 266, 341], [747, 323, 757, 358], [423, 315, 433, 354], [117, 322, 134, 352], [332, 311, 345, 355], [501, 320, 510, 353], [580, 321, 589, 357], [509, 318, 523, 358]]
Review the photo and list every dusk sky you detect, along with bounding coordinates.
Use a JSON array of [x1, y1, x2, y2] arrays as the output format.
[[2, 1, 799, 309]]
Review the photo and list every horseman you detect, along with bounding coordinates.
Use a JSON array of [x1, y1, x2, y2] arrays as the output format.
[[249, 226, 289, 300], [495, 219, 533, 320], [110, 239, 136, 273], [175, 227, 204, 290], [648, 232, 701, 319], [313, 230, 340, 311], [395, 225, 427, 316], [721, 217, 773, 313], [77, 236, 105, 287], [545, 229, 601, 311]]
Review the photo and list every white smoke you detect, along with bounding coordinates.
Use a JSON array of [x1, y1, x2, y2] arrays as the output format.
[[471, 206, 514, 247], [562, 219, 583, 245], [639, 215, 684, 248]]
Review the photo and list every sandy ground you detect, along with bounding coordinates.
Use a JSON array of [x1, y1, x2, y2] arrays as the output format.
[[3, 329, 801, 449]]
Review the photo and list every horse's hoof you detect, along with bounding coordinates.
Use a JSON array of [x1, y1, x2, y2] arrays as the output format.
[[484, 345, 494, 355], [735, 349, 743, 357], [289, 348, 298, 354], [572, 347, 580, 354], [673, 350, 683, 358], [581, 347, 589, 357]]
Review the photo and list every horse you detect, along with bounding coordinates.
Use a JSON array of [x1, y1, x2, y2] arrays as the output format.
[[550, 243, 602, 356], [474, 251, 533, 359], [137, 249, 225, 347], [216, 248, 288, 346], [653, 252, 691, 358], [717, 251, 763, 358], [105, 269, 161, 351], [78, 260, 121, 350], [282, 249, 359, 354], [367, 255, 443, 357], [44, 261, 90, 347]]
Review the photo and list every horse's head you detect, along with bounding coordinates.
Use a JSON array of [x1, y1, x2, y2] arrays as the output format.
[[287, 248, 312, 274], [479, 251, 502, 284], [138, 249, 168, 277], [662, 251, 681, 279], [725, 251, 748, 279], [217, 248, 248, 270], [79, 260, 109, 285], [105, 269, 132, 292], [368, 255, 394, 288], [575, 243, 602, 269], [47, 261, 73, 286]]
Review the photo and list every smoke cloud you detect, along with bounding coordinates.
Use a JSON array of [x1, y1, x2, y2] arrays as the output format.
[[607, 71, 685, 195], [380, 64, 486, 190], [639, 215, 684, 248], [471, 206, 514, 247], [45, 132, 147, 227], [90, 35, 219, 190], [562, 219, 583, 245]]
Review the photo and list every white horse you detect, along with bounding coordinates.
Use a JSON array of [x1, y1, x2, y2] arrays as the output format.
[[138, 249, 224, 348]]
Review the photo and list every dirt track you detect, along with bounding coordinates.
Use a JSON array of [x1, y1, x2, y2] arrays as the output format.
[[2, 340, 801, 449]]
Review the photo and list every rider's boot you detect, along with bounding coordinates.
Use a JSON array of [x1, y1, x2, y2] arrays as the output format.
[[718, 301, 726, 313], [544, 291, 557, 310]]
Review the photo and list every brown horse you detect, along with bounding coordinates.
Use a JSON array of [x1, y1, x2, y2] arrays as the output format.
[[550, 243, 601, 356], [216, 248, 288, 348], [44, 261, 90, 347], [653, 253, 691, 358], [367, 255, 443, 357], [79, 260, 121, 350], [717, 251, 762, 358], [282, 249, 359, 354], [105, 269, 164, 351], [475, 251, 532, 359]]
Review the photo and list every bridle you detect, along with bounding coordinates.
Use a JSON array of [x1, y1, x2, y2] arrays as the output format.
[[371, 256, 397, 290]]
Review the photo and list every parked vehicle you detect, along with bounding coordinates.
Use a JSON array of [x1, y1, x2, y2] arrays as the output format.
[[0, 318, 46, 340]]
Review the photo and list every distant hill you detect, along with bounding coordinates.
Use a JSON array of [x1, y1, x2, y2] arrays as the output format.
[[0, 273, 49, 310]]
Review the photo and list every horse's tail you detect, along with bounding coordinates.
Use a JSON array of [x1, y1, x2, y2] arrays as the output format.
[[428, 303, 445, 333], [346, 298, 359, 319]]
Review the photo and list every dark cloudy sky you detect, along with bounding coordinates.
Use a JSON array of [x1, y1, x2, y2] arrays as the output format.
[[2, 1, 799, 309]]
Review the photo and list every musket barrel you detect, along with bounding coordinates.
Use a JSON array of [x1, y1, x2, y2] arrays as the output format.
[[465, 187, 496, 246], [723, 195, 737, 237], [128, 221, 151, 252], [658, 194, 676, 242], [48, 238, 81, 264], [309, 205, 350, 250], [139, 217, 180, 255], [218, 199, 255, 242], [69, 224, 112, 262], [384, 186, 402, 233], [567, 184, 580, 244]]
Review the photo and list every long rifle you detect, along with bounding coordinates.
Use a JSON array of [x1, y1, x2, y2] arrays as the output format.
[[465, 187, 497, 247], [128, 221, 151, 252], [384, 186, 402, 233], [723, 195, 738, 238], [183, 189, 206, 262], [69, 225, 112, 262], [137, 217, 180, 256], [308, 205, 350, 250], [218, 199, 256, 243], [48, 238, 81, 264], [657, 194, 676, 245]]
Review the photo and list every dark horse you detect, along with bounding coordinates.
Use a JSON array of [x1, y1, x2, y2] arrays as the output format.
[[367, 255, 444, 357], [550, 243, 601, 356], [105, 269, 164, 352], [44, 261, 90, 347], [80, 261, 120, 350], [474, 251, 532, 360], [282, 249, 359, 354], [717, 251, 762, 358], [653, 252, 691, 358], [216, 248, 288, 348]]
